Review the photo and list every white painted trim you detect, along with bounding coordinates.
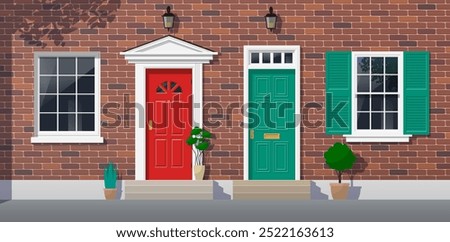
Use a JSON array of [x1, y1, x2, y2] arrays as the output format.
[[347, 51, 407, 142], [32, 52, 103, 144], [243, 45, 301, 180]]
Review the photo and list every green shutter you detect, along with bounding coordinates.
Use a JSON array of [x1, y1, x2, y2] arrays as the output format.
[[404, 51, 429, 135], [325, 51, 352, 135]]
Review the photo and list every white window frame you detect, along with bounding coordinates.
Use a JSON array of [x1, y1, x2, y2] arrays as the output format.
[[344, 51, 411, 143], [31, 52, 104, 143]]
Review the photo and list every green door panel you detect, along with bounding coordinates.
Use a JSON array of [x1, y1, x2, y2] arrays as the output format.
[[249, 69, 296, 180]]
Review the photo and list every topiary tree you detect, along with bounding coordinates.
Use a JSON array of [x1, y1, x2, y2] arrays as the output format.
[[104, 162, 117, 189], [324, 142, 356, 183], [186, 127, 212, 166]]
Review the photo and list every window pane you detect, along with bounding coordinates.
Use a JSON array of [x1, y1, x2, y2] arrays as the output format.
[[78, 76, 95, 93], [371, 57, 384, 74], [251, 53, 259, 63], [174, 86, 182, 93], [385, 113, 398, 129], [371, 75, 383, 92], [77, 57, 95, 75], [59, 114, 76, 131], [385, 57, 398, 74], [170, 82, 176, 90], [40, 95, 57, 112], [40, 114, 57, 131], [40, 76, 57, 93], [78, 95, 94, 112], [357, 95, 370, 111], [40, 57, 57, 74], [273, 53, 282, 63], [284, 53, 293, 63], [357, 76, 370, 92], [357, 57, 370, 74], [357, 113, 369, 129], [78, 114, 95, 131], [385, 76, 398, 92], [59, 95, 76, 112], [371, 95, 384, 111], [59, 76, 76, 93], [371, 113, 383, 129], [262, 53, 270, 63], [59, 57, 76, 74], [385, 95, 398, 111]]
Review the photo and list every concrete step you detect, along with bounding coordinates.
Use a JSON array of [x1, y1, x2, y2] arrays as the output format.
[[124, 180, 213, 200], [233, 180, 311, 200]]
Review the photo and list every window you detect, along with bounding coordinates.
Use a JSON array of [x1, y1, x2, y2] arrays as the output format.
[[250, 51, 294, 64], [32, 52, 103, 143], [325, 51, 429, 142]]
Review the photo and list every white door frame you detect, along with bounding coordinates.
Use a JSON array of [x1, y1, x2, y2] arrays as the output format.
[[243, 45, 301, 180], [121, 36, 217, 180]]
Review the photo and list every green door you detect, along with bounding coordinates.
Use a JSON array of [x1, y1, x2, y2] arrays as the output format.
[[249, 69, 296, 180]]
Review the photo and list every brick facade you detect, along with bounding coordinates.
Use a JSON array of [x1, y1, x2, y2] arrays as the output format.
[[0, 0, 448, 181]]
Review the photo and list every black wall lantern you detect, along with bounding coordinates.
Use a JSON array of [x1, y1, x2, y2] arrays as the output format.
[[162, 6, 175, 31], [265, 6, 277, 31]]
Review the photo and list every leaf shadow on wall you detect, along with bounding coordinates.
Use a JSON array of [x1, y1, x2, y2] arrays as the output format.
[[17, 0, 121, 48], [345, 154, 369, 200]]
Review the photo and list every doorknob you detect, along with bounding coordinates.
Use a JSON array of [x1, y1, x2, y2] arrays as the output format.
[[250, 129, 254, 139], [148, 120, 153, 130]]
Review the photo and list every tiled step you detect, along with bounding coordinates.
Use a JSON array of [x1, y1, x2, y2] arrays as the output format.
[[233, 180, 311, 200], [124, 180, 213, 200]]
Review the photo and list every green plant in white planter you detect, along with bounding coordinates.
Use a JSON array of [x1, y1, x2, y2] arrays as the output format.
[[103, 162, 117, 200], [186, 127, 212, 180]]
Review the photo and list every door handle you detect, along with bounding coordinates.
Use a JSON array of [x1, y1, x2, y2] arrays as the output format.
[[148, 120, 153, 131], [250, 129, 254, 139]]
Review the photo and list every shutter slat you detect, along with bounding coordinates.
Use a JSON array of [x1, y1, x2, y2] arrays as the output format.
[[404, 51, 430, 135], [325, 51, 352, 135]]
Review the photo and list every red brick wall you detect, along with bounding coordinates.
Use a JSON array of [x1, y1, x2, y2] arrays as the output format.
[[1, 0, 449, 180]]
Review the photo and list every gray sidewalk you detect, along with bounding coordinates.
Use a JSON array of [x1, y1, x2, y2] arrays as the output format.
[[0, 200, 449, 222]]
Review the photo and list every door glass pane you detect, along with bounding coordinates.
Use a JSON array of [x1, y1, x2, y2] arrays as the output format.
[[284, 53, 293, 63], [251, 53, 259, 63], [357, 113, 369, 129], [262, 53, 270, 63], [40, 95, 57, 112], [59, 114, 76, 131], [40, 114, 57, 131], [273, 53, 282, 63]]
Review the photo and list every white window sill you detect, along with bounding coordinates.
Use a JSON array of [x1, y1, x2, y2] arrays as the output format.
[[31, 136, 104, 144], [343, 134, 412, 143]]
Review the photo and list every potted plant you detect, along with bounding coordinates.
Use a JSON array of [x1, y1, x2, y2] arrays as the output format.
[[324, 142, 356, 200], [186, 127, 212, 180], [103, 162, 117, 200]]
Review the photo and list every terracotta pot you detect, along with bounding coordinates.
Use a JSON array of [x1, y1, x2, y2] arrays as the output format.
[[104, 188, 117, 200], [330, 183, 349, 200], [194, 165, 205, 180]]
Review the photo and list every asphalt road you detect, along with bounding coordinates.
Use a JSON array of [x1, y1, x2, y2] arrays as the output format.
[[0, 200, 449, 222]]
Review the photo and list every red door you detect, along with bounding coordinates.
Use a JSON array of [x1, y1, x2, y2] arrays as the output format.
[[146, 69, 192, 180]]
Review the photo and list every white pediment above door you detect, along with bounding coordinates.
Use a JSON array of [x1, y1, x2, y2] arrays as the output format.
[[120, 35, 218, 64]]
